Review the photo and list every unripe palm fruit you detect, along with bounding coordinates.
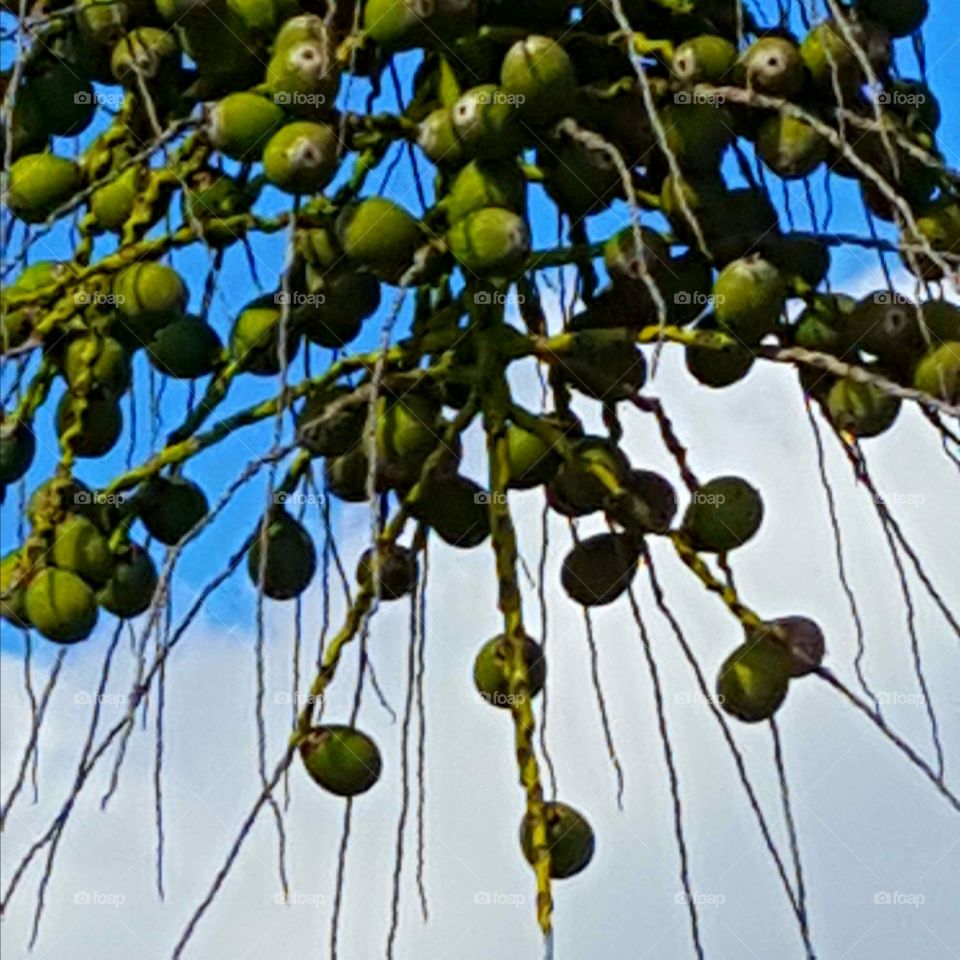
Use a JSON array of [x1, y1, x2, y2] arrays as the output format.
[[226, 0, 297, 34], [138, 476, 208, 544], [28, 478, 105, 529], [147, 316, 222, 379], [664, 253, 715, 326], [25, 568, 99, 644], [801, 19, 891, 92], [416, 108, 463, 166], [914, 342, 960, 404], [826, 379, 900, 438], [604, 227, 671, 287], [362, 0, 423, 50], [51, 514, 113, 585], [90, 165, 142, 232], [685, 328, 755, 389], [1, 550, 32, 628], [110, 28, 180, 86], [6, 153, 82, 223], [17, 61, 96, 138], [563, 331, 648, 402], [794, 295, 857, 358], [274, 12, 331, 51], [609, 469, 678, 535], [56, 390, 123, 458], [756, 114, 827, 180], [446, 207, 530, 278], [206, 92, 284, 161], [903, 200, 960, 281], [918, 301, 960, 342], [672, 34, 737, 83], [500, 35, 576, 122], [325, 446, 389, 502], [766, 616, 826, 677], [298, 272, 381, 348], [850, 294, 920, 366], [717, 633, 792, 723], [296, 387, 363, 457], [540, 137, 620, 216], [883, 80, 940, 136], [265, 39, 338, 117], [0, 420, 36, 484], [97, 543, 157, 617], [739, 36, 805, 97], [114, 262, 188, 331], [505, 422, 561, 490], [443, 160, 526, 225], [77, 0, 132, 44], [356, 545, 419, 601], [377, 394, 441, 471], [64, 334, 132, 394], [682, 476, 764, 553], [230, 298, 301, 375], [760, 234, 831, 291], [561, 532, 639, 607], [415, 475, 490, 549], [714, 256, 786, 344], [262, 121, 339, 195], [474, 633, 545, 708], [248, 509, 317, 600], [299, 725, 382, 796], [451, 85, 524, 160], [548, 437, 628, 517], [520, 801, 595, 880], [337, 197, 423, 283], [857, 0, 927, 37], [660, 103, 733, 173]]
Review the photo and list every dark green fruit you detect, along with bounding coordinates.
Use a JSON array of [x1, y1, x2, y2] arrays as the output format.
[[325, 446, 381, 503], [603, 228, 671, 287], [561, 532, 639, 607], [540, 137, 620, 216], [918, 301, 960, 342], [443, 160, 527, 225], [24, 567, 99, 644], [263, 121, 339, 194], [609, 469, 678, 535], [717, 632, 792, 723], [683, 477, 764, 553], [28, 478, 105, 529], [248, 509, 317, 599], [760, 234, 831, 290], [756, 114, 827, 180], [793, 295, 857, 358], [714, 256, 786, 344], [110, 27, 180, 86], [520, 802, 595, 880], [474, 633, 546, 708], [0, 419, 36, 483], [766, 616, 826, 678], [850, 294, 920, 366], [51, 514, 113, 585], [230, 298, 301, 375], [451, 85, 523, 160], [7, 153, 82, 222], [377, 394, 442, 482], [446, 206, 530, 278], [337, 197, 423, 283], [138, 476, 209, 545], [97, 543, 158, 618], [826, 379, 901, 438], [672, 34, 737, 83], [298, 271, 381, 348], [548, 438, 628, 517], [801, 19, 891, 92], [739, 36, 804, 97], [416, 475, 490, 549], [686, 316, 755, 388], [56, 390, 123, 458], [299, 725, 382, 796], [882, 80, 940, 135], [562, 331, 647, 401], [356, 544, 419, 600], [857, 0, 927, 37], [660, 103, 734, 173], [17, 60, 96, 138], [296, 387, 365, 457], [914, 343, 960, 403], [505, 422, 561, 490], [500, 35, 576, 121], [64, 334, 132, 393], [114, 262, 188, 345], [148, 316, 223, 379], [1, 550, 32, 628]]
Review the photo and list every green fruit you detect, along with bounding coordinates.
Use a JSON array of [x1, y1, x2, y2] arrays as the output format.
[[520, 802, 595, 880], [0, 420, 36, 483], [182, 171, 251, 245], [265, 38, 338, 117], [51, 514, 113, 585], [227, 0, 297, 33], [548, 438, 628, 517], [801, 19, 891, 92], [850, 294, 921, 366], [500, 35, 576, 121], [148, 315, 223, 379], [561, 532, 639, 607], [337, 197, 423, 283], [760, 234, 831, 290], [230, 298, 301, 375], [110, 27, 180, 86], [541, 136, 620, 216], [663, 253, 714, 326], [64, 334, 132, 393], [739, 36, 805, 97], [714, 256, 786, 344], [451, 85, 524, 160], [906, 200, 960, 280], [416, 475, 490, 548], [90, 166, 142, 232], [28, 478, 105, 529], [609, 469, 678, 535], [661, 103, 734, 173], [262, 121, 339, 194], [717, 633, 792, 723], [505, 422, 561, 490], [914, 342, 960, 403], [1, 550, 32, 628], [97, 543, 158, 617], [446, 207, 530, 278], [298, 271, 381, 348], [296, 387, 365, 457], [24, 567, 99, 644], [794, 295, 857, 357], [17, 61, 96, 138], [443, 160, 526, 225], [683, 476, 764, 553], [416, 107, 463, 166], [138, 476, 208, 544], [248, 509, 316, 599], [77, 0, 131, 44], [562, 331, 647, 401], [672, 34, 737, 83], [356, 545, 419, 600], [206, 92, 284, 161], [883, 80, 940, 135], [756, 113, 827, 180], [826, 379, 901, 437], [114, 262, 188, 334], [919, 301, 960, 342], [603, 228, 671, 287], [6, 153, 82, 222], [274, 12, 331, 51], [362, 0, 423, 50], [56, 390, 123, 458], [299, 725, 382, 796], [377, 394, 441, 473], [767, 616, 826, 677], [857, 0, 927, 37], [326, 446, 385, 502], [474, 633, 546, 708]]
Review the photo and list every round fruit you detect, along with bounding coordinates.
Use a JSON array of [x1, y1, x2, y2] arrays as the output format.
[[520, 802, 595, 879], [914, 342, 960, 403], [263, 121, 339, 194], [919, 301, 960, 341], [672, 34, 737, 83], [97, 543, 158, 617], [443, 160, 527, 225], [1, 550, 32, 628], [548, 438, 628, 516], [147, 315, 222, 379], [603, 227, 671, 287], [337, 197, 423, 283], [682, 476, 764, 553], [767, 616, 826, 677], [561, 532, 640, 607], [0, 420, 36, 484], [717, 632, 792, 723], [296, 387, 365, 457], [760, 234, 831, 290], [500, 35, 576, 121], [51, 514, 113, 585], [451, 85, 523, 160], [90, 165, 142, 232], [325, 446, 379, 503], [714, 256, 786, 344], [64, 334, 132, 393], [299, 725, 382, 796], [609, 469, 678, 535], [363, 0, 423, 50], [230, 298, 301, 375], [24, 567, 99, 644], [826, 379, 901, 438], [298, 272, 381, 348], [110, 27, 179, 86], [247, 509, 317, 599], [417, 107, 463, 166], [756, 114, 827, 180], [136, 476, 207, 546], [6, 153, 82, 222], [857, 0, 928, 37], [850, 295, 920, 366], [356, 544, 419, 600], [739, 36, 805, 97], [661, 103, 733, 174], [56, 390, 123, 458], [207, 92, 285, 161], [801, 19, 891, 92], [505, 422, 560, 490], [17, 60, 96, 138], [114, 262, 188, 340], [562, 331, 647, 402], [446, 206, 530, 278], [686, 317, 755, 388], [540, 136, 620, 216], [415, 475, 490, 548], [474, 633, 546, 708]]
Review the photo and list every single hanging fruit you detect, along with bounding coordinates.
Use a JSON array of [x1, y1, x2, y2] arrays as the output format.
[[247, 509, 317, 600], [474, 633, 546, 708], [717, 632, 793, 723], [560, 532, 640, 607], [299, 725, 382, 796], [682, 477, 764, 553]]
